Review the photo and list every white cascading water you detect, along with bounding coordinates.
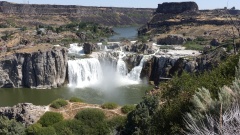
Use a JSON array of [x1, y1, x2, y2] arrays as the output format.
[[127, 56, 146, 82], [67, 44, 147, 88], [68, 58, 103, 88], [116, 51, 128, 77], [68, 43, 85, 55]]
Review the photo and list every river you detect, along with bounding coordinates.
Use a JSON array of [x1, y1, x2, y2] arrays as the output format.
[[0, 26, 150, 107]]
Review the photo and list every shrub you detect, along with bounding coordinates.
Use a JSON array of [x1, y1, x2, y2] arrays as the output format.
[[69, 97, 84, 103], [75, 109, 105, 125], [0, 116, 25, 135], [74, 109, 110, 134], [53, 120, 84, 135], [107, 116, 127, 131], [26, 123, 42, 135], [38, 112, 63, 127], [50, 98, 68, 109], [121, 105, 136, 114], [35, 127, 56, 135], [101, 102, 118, 109]]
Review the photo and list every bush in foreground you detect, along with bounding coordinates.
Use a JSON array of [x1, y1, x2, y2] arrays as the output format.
[[107, 116, 127, 132], [38, 112, 63, 127], [50, 99, 68, 109], [0, 116, 25, 135], [101, 102, 118, 109], [26, 123, 42, 135], [75, 109, 105, 125], [35, 127, 56, 135], [121, 105, 136, 114], [74, 109, 110, 134], [69, 97, 84, 103], [53, 119, 84, 135]]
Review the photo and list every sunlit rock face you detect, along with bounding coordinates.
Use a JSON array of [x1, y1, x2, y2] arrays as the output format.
[[0, 46, 68, 89]]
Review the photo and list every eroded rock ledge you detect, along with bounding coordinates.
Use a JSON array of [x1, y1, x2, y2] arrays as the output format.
[[0, 44, 68, 89], [0, 103, 47, 126]]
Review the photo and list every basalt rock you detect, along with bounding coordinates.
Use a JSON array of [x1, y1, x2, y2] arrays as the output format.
[[0, 103, 47, 126], [147, 48, 227, 85], [157, 34, 186, 45], [83, 43, 92, 54], [0, 45, 68, 88], [156, 2, 199, 14]]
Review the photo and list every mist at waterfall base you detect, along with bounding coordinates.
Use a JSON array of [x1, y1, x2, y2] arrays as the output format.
[[67, 44, 150, 105]]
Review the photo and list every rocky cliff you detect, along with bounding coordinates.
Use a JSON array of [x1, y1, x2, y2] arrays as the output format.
[[0, 1, 154, 26], [146, 48, 227, 85], [0, 44, 68, 88], [156, 2, 198, 14]]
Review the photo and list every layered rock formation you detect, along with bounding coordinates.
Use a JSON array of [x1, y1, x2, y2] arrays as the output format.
[[0, 44, 68, 88], [0, 103, 47, 126], [156, 2, 198, 14], [0, 1, 154, 26]]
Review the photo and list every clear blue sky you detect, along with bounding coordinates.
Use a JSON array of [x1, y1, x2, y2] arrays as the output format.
[[5, 0, 240, 9]]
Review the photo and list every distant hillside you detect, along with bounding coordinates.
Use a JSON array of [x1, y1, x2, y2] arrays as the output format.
[[0, 1, 154, 26]]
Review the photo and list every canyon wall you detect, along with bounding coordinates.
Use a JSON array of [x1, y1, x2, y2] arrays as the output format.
[[0, 1, 154, 26], [0, 45, 68, 89]]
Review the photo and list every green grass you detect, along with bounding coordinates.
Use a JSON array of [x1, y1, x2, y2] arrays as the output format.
[[183, 41, 204, 50]]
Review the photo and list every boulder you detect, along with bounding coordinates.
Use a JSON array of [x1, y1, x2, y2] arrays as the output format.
[[83, 42, 92, 54], [157, 34, 186, 45], [210, 38, 220, 46]]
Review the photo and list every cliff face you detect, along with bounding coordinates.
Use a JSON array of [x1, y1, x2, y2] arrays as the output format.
[[0, 45, 68, 88], [0, 1, 154, 26], [147, 48, 227, 85], [156, 2, 198, 14]]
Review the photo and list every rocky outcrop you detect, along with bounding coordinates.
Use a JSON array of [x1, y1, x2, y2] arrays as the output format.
[[83, 43, 92, 54], [0, 45, 68, 88], [147, 48, 227, 85], [156, 2, 198, 14], [123, 43, 156, 54], [0, 103, 47, 126], [157, 34, 186, 45]]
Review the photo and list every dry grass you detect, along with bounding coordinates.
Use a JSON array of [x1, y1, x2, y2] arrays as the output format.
[[49, 101, 125, 120]]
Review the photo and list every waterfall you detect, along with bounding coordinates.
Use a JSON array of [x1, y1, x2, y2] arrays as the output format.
[[127, 56, 146, 82], [68, 43, 84, 55], [67, 50, 147, 88], [116, 51, 128, 77], [68, 58, 102, 88]]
